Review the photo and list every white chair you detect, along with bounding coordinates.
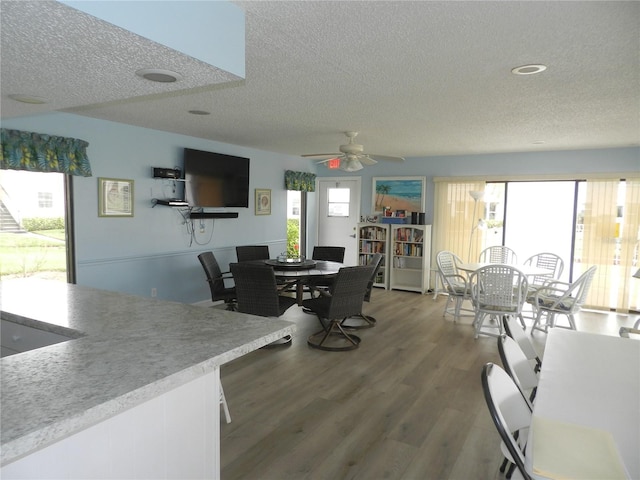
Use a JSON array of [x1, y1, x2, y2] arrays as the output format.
[[503, 316, 542, 372], [498, 335, 538, 403], [481, 363, 533, 480], [530, 266, 597, 333], [523, 252, 564, 320], [220, 379, 231, 424], [619, 319, 640, 339], [469, 265, 529, 338], [436, 251, 473, 322], [479, 246, 518, 264]]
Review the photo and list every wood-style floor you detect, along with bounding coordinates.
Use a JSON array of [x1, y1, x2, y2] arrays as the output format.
[[219, 289, 639, 480]]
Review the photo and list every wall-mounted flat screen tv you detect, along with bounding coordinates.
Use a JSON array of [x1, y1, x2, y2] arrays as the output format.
[[183, 148, 250, 208]]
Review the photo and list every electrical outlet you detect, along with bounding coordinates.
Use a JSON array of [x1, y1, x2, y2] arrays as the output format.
[[151, 288, 157, 297]]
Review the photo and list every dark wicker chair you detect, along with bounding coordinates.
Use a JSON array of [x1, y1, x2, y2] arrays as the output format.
[[302, 264, 375, 351], [305, 245, 347, 299], [229, 262, 297, 346], [198, 251, 237, 310], [236, 245, 270, 262], [341, 253, 383, 329]]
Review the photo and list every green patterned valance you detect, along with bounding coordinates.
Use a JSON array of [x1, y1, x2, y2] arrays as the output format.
[[1, 128, 92, 177], [285, 170, 316, 192]]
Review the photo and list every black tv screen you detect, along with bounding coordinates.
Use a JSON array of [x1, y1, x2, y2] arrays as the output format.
[[183, 148, 250, 208]]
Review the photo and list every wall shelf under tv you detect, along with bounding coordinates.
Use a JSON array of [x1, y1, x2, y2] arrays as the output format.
[[189, 212, 239, 219]]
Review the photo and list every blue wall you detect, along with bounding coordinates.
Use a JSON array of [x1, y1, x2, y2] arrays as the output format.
[[2, 113, 313, 303], [3, 112, 638, 302], [316, 148, 640, 224]]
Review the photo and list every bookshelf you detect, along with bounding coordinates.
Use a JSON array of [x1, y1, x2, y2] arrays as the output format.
[[357, 223, 390, 289], [390, 225, 432, 293]]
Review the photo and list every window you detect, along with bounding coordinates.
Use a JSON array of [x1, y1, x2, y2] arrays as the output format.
[[38, 192, 53, 208], [327, 187, 350, 217]]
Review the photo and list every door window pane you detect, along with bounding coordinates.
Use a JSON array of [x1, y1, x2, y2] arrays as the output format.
[[327, 188, 350, 217]]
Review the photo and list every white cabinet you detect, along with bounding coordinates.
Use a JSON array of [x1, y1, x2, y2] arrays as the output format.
[[390, 225, 432, 294], [357, 223, 389, 288]]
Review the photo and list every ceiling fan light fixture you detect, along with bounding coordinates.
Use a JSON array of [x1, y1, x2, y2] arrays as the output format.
[[342, 157, 363, 172]]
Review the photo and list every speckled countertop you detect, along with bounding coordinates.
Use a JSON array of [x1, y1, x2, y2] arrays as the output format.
[[0, 279, 296, 466]]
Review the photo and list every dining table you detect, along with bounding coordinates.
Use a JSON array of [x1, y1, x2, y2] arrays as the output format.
[[525, 328, 639, 480], [262, 259, 345, 305]]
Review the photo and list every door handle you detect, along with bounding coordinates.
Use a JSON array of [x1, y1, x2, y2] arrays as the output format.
[[349, 234, 356, 238]]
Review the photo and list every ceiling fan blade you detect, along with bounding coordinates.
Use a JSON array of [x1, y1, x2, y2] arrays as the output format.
[[315, 156, 341, 164], [367, 154, 405, 163], [358, 155, 378, 166], [302, 153, 341, 158]]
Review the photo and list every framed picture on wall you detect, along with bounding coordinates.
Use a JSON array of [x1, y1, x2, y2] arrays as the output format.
[[98, 177, 134, 217], [372, 176, 425, 214], [255, 188, 271, 215]]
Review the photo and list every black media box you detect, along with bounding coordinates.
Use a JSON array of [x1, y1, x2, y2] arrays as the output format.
[[152, 167, 181, 179]]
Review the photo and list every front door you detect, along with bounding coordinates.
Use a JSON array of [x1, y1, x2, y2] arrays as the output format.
[[316, 177, 361, 265]]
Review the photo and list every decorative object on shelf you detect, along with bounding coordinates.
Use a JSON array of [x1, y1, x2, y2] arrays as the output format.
[[372, 176, 426, 214], [255, 188, 271, 215], [467, 190, 484, 261], [98, 177, 133, 217]]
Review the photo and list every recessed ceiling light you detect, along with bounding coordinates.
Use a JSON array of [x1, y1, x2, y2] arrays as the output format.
[[188, 110, 211, 115], [8, 94, 48, 104], [511, 64, 547, 75], [532, 140, 546, 145], [135, 68, 182, 83]]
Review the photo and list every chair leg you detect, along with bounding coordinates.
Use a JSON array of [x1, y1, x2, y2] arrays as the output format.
[[499, 457, 510, 473], [506, 462, 516, 479], [308, 319, 361, 351], [341, 313, 377, 329], [219, 380, 231, 424]]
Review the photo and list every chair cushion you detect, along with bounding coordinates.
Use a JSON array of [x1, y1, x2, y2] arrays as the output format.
[[478, 303, 518, 313], [301, 296, 332, 318], [536, 294, 576, 311]]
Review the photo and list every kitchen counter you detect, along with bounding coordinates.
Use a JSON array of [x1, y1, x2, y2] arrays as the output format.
[[0, 279, 295, 467]]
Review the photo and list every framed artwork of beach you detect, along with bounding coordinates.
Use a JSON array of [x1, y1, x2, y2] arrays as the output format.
[[372, 176, 426, 214]]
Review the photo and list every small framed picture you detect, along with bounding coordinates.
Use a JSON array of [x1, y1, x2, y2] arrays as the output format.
[[255, 188, 271, 215], [98, 177, 134, 217]]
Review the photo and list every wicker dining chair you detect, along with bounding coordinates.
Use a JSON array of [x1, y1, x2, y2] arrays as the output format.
[[436, 250, 474, 322], [229, 262, 297, 346], [302, 264, 374, 351], [197, 251, 237, 310], [341, 252, 384, 329], [469, 264, 529, 339], [479, 246, 518, 264], [530, 266, 597, 333], [235, 245, 270, 262]]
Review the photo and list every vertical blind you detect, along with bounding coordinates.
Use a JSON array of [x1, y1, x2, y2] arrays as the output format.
[[432, 180, 486, 265], [582, 178, 640, 312]]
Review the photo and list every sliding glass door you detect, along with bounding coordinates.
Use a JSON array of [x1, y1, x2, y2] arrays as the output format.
[[503, 181, 576, 281]]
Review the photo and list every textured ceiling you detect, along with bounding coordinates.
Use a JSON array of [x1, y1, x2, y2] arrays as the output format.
[[1, 1, 639, 161]]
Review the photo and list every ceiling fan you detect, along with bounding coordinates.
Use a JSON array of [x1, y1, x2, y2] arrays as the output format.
[[302, 131, 405, 172]]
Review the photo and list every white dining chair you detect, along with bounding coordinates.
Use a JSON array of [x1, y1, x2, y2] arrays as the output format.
[[469, 264, 529, 338], [498, 335, 538, 403], [530, 266, 597, 333], [436, 250, 474, 322], [481, 363, 533, 480], [503, 316, 542, 372], [479, 246, 518, 264]]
